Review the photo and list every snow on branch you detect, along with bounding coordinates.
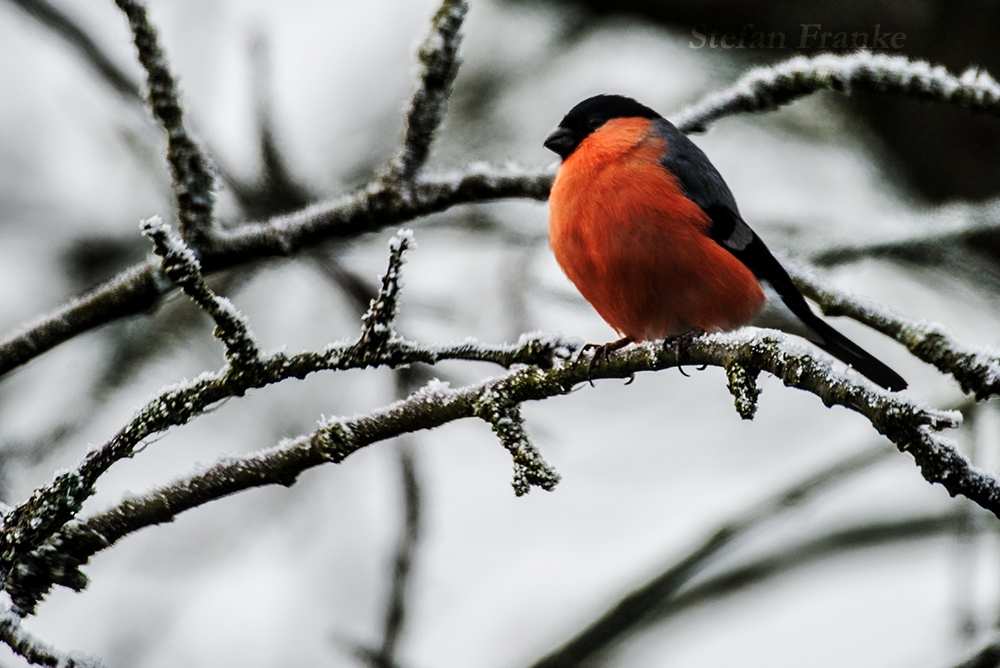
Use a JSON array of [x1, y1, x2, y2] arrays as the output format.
[[350, 230, 413, 365], [5, 330, 988, 615], [474, 391, 560, 496], [673, 51, 1000, 133], [0, 610, 104, 667], [786, 262, 1000, 399], [141, 216, 262, 369]]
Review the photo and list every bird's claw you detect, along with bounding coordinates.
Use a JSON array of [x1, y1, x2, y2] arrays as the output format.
[[582, 336, 633, 385], [663, 328, 705, 378]]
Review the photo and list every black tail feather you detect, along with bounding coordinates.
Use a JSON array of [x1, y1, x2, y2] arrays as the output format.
[[798, 311, 907, 391], [700, 206, 907, 391]]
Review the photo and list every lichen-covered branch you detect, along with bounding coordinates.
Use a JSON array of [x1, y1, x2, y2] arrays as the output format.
[[672, 51, 1000, 133], [5, 330, 982, 615], [785, 262, 1000, 400], [113, 0, 215, 246], [475, 392, 560, 496]]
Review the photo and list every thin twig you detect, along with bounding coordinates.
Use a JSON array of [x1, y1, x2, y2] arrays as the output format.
[[526, 442, 896, 667], [381, 0, 467, 183], [948, 634, 1000, 668], [141, 216, 262, 368], [530, 512, 973, 668], [377, 440, 420, 667]]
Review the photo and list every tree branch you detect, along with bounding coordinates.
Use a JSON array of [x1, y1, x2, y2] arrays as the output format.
[[527, 440, 889, 662], [948, 635, 1000, 668], [0, 151, 550, 380], [141, 216, 262, 367], [4, 329, 977, 615], [0, 230, 572, 614], [673, 51, 1000, 134], [3, 0, 141, 102]]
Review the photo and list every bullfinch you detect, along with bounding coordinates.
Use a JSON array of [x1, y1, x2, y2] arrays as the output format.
[[544, 94, 906, 391]]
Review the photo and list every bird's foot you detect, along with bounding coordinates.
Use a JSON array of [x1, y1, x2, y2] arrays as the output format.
[[663, 328, 706, 377], [582, 336, 633, 386]]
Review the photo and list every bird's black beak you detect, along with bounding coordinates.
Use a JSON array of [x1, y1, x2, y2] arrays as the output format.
[[544, 126, 578, 160]]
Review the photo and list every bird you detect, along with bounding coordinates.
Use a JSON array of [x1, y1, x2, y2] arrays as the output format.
[[543, 94, 907, 391]]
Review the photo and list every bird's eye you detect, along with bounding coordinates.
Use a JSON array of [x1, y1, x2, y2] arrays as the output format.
[[587, 116, 603, 129]]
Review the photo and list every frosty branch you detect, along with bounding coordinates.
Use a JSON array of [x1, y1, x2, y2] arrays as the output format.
[[671, 50, 1000, 134], [0, 227, 572, 616], [3, 313, 985, 616], [0, 0, 553, 378]]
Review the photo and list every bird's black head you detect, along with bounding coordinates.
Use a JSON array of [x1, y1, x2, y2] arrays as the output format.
[[544, 94, 661, 160]]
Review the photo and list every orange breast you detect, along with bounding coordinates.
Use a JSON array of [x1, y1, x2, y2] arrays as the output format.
[[548, 117, 765, 341]]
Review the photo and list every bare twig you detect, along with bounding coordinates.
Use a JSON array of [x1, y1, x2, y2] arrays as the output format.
[[374, 440, 421, 668], [948, 634, 1000, 668], [530, 512, 972, 668], [3, 0, 141, 101], [315, 247, 426, 668], [220, 34, 314, 219], [526, 442, 895, 667]]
